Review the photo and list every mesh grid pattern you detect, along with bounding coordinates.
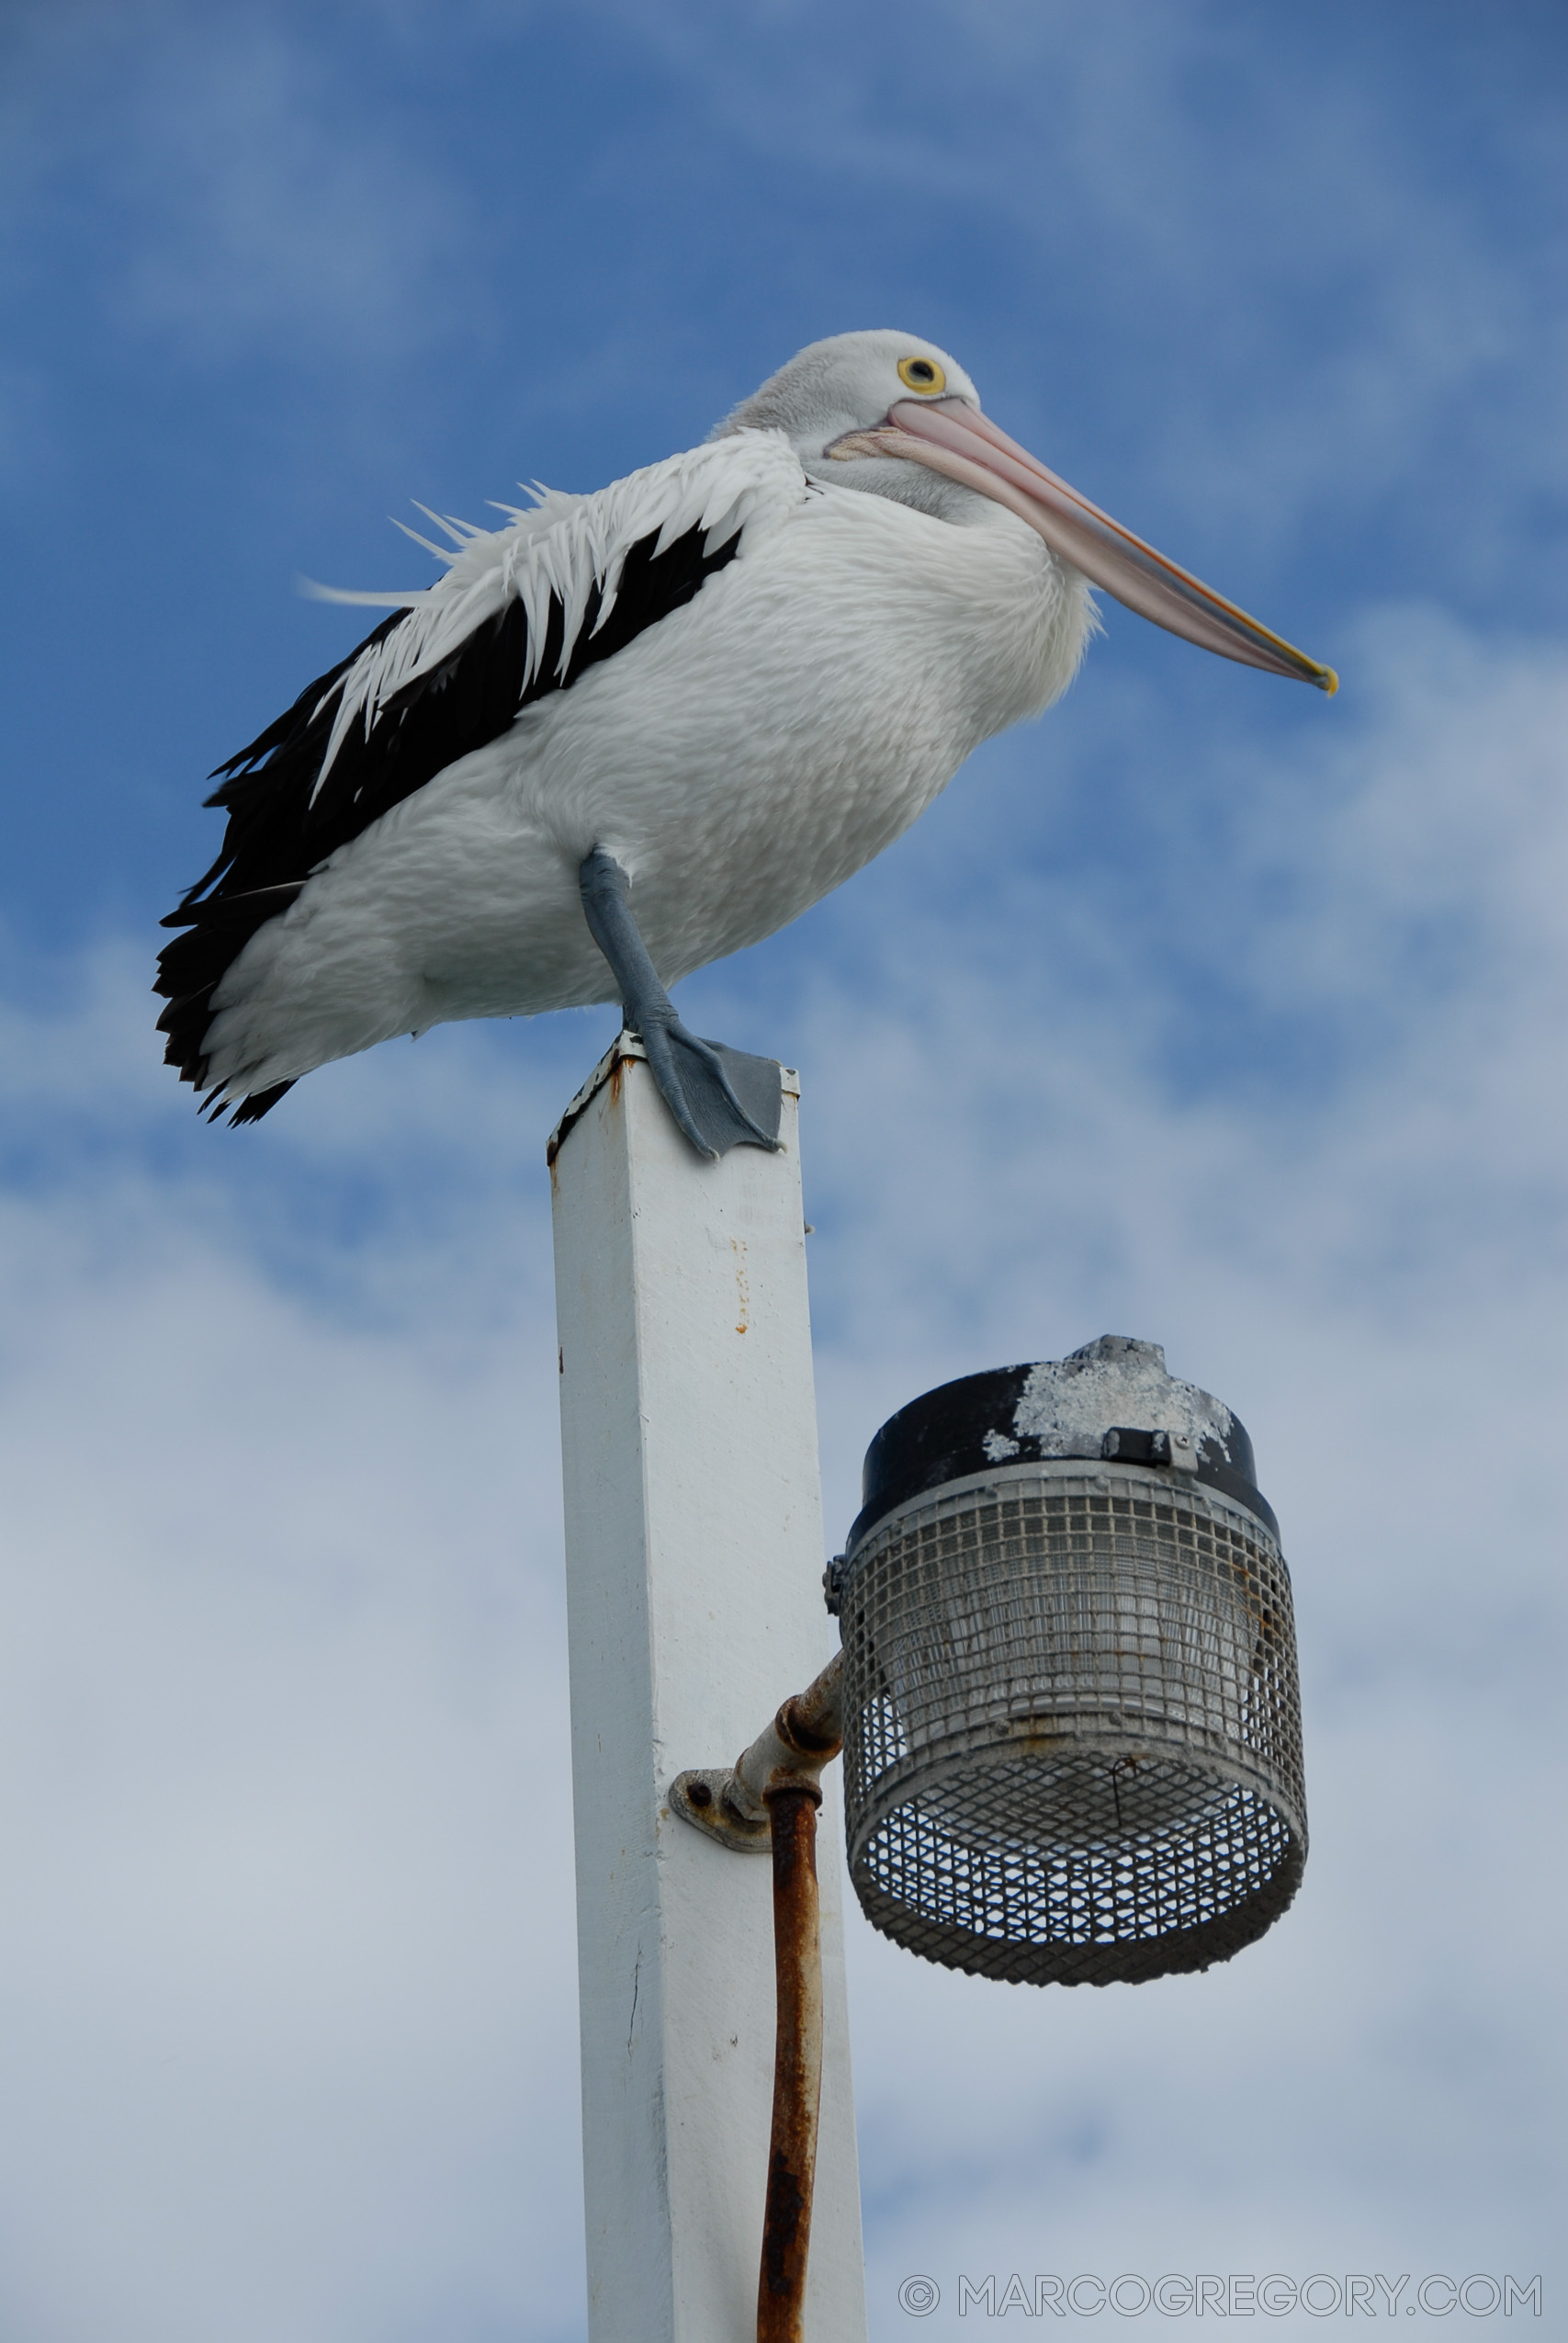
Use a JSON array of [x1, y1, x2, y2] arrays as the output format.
[[840, 1465, 1306, 1986]]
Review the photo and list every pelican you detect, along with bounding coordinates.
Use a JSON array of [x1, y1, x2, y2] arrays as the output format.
[[157, 330, 1335, 1154]]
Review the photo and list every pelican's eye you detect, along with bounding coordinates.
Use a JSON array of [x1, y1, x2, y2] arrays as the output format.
[[897, 356, 946, 395]]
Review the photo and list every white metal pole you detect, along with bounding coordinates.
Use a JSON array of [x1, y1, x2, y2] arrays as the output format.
[[548, 1036, 867, 2343]]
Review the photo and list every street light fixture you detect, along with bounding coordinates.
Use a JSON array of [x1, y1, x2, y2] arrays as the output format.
[[833, 1334, 1306, 1987]]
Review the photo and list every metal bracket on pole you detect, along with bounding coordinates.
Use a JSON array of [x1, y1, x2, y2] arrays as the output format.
[[671, 1652, 845, 1854]]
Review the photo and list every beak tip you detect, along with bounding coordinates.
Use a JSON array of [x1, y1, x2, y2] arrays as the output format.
[[1317, 665, 1339, 697]]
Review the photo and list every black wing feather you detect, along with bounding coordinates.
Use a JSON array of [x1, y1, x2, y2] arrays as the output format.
[[155, 519, 741, 1117]]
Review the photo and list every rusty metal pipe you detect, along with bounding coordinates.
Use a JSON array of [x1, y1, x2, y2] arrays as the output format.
[[733, 1652, 844, 1817], [757, 1783, 824, 2343], [668, 1652, 846, 2337]]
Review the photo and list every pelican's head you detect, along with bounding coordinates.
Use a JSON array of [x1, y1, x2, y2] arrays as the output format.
[[716, 330, 987, 526], [716, 328, 1336, 693]]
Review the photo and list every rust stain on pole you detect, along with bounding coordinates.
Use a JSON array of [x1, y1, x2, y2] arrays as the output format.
[[757, 1783, 824, 2343]]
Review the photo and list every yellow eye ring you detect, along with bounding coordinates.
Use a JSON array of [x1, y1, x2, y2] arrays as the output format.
[[897, 356, 946, 395]]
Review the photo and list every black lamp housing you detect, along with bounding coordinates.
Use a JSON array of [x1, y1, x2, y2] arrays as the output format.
[[833, 1338, 1306, 1987]]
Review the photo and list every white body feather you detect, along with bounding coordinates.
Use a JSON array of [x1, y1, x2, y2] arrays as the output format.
[[202, 428, 1091, 1101]]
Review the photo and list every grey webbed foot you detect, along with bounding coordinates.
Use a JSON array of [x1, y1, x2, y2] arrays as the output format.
[[578, 849, 783, 1160]]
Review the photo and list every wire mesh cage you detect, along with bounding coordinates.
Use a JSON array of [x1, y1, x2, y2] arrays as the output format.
[[834, 1338, 1306, 1986]]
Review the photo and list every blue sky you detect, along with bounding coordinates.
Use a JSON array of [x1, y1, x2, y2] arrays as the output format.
[[0, 5, 1563, 2339]]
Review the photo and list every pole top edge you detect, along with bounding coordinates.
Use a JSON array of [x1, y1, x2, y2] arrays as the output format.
[[547, 1031, 800, 1163]]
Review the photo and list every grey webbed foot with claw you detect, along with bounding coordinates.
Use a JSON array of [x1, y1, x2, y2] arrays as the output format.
[[578, 849, 783, 1160]]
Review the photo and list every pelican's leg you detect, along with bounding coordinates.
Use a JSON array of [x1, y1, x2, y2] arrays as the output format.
[[578, 849, 783, 1160]]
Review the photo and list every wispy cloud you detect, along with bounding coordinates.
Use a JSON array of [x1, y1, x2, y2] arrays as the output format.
[[776, 613, 1566, 2327], [0, 4, 472, 369], [561, 0, 1566, 588]]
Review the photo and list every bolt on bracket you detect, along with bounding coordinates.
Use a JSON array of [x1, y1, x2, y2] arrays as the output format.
[[670, 1767, 773, 1852]]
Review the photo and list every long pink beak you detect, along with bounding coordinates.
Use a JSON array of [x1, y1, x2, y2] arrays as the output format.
[[831, 399, 1337, 693]]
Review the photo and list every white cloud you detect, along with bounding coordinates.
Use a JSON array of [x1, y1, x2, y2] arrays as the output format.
[[0, 4, 471, 369], [0, 1157, 588, 2341], [776, 613, 1566, 2330]]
